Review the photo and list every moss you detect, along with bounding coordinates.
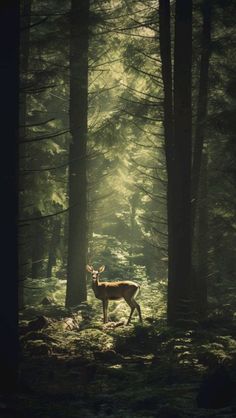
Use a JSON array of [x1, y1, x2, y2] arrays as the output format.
[[24, 339, 51, 356]]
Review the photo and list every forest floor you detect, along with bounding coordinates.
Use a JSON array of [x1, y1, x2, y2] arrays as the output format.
[[4, 286, 236, 418]]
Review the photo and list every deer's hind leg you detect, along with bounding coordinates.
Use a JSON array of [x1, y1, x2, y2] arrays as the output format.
[[132, 298, 143, 323], [124, 297, 136, 325]]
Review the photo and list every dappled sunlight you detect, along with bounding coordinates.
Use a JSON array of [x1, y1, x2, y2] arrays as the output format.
[[13, 0, 236, 417]]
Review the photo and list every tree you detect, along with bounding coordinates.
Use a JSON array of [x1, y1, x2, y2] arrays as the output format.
[[192, 0, 212, 318], [159, 0, 175, 323], [0, 0, 19, 392], [18, 0, 32, 306], [192, 0, 212, 234], [47, 218, 61, 277], [65, 0, 90, 306], [159, 0, 193, 324]]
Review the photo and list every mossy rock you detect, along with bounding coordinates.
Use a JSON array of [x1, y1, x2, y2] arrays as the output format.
[[28, 315, 49, 331]]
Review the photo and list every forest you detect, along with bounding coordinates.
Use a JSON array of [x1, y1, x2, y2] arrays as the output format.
[[0, 0, 236, 417]]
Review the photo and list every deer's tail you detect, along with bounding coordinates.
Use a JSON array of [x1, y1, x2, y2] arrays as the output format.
[[134, 284, 141, 299]]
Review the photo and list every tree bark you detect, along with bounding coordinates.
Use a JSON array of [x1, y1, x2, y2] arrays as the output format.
[[19, 0, 32, 308], [0, 0, 19, 392], [66, 0, 89, 307], [31, 213, 45, 279], [196, 152, 208, 318], [192, 0, 211, 235], [172, 0, 193, 321], [192, 0, 211, 319], [47, 219, 61, 278], [159, 0, 193, 324], [158, 0, 175, 323]]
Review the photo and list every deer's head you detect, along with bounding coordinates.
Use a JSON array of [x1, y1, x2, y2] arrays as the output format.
[[86, 265, 105, 281]]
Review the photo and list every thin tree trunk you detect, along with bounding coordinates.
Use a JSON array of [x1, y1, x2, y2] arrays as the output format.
[[130, 203, 135, 270], [191, 0, 211, 319], [66, 0, 89, 307], [172, 0, 193, 321], [196, 152, 208, 318], [192, 0, 211, 235], [129, 192, 138, 274], [31, 213, 44, 279], [47, 219, 61, 278], [159, 0, 175, 323]]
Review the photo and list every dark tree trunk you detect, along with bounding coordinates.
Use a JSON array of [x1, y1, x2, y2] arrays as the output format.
[[19, 0, 31, 132], [0, 0, 19, 392], [192, 0, 211, 234], [66, 0, 89, 307], [31, 214, 44, 279], [47, 219, 61, 278], [191, 0, 211, 319], [19, 0, 32, 308], [159, 0, 193, 324], [172, 0, 193, 322], [159, 0, 175, 323], [196, 153, 208, 318]]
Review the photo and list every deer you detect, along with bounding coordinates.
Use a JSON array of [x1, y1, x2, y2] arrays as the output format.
[[86, 265, 142, 325]]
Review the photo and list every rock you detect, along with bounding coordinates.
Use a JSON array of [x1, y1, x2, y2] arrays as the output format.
[[40, 296, 55, 306], [62, 317, 80, 331], [28, 315, 49, 331]]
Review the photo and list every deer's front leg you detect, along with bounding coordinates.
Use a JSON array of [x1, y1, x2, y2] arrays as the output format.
[[102, 299, 109, 323]]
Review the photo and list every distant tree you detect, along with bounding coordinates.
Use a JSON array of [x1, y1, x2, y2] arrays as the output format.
[[47, 219, 61, 277]]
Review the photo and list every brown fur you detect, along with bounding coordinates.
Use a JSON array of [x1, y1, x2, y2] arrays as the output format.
[[86, 265, 142, 325]]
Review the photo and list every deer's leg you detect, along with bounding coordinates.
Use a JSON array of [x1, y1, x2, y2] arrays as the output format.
[[102, 299, 108, 323], [132, 299, 143, 323], [125, 298, 135, 325]]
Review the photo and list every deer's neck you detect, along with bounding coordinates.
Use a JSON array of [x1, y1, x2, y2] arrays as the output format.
[[92, 278, 100, 296]]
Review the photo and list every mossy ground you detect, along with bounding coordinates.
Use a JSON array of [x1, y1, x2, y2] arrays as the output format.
[[6, 283, 236, 417]]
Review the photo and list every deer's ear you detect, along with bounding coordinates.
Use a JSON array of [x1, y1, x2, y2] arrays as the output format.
[[98, 265, 105, 273], [86, 265, 93, 272]]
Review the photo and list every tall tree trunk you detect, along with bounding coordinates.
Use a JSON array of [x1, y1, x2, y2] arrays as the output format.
[[172, 0, 193, 322], [192, 0, 211, 234], [19, 0, 32, 307], [196, 152, 208, 318], [0, 0, 19, 392], [159, 0, 193, 324], [66, 0, 89, 307], [158, 0, 175, 323], [192, 0, 211, 318]]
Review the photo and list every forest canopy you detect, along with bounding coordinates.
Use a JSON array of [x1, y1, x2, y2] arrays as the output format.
[[18, 0, 236, 325]]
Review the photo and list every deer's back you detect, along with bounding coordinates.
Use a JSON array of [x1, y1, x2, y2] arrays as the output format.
[[95, 280, 139, 300]]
